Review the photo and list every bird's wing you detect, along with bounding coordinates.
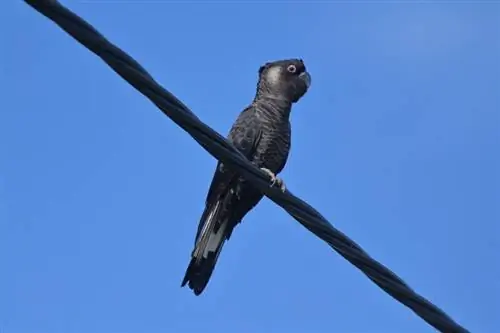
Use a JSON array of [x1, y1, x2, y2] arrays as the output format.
[[194, 106, 262, 241]]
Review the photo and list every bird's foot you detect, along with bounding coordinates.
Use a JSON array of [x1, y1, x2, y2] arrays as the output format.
[[260, 168, 286, 192]]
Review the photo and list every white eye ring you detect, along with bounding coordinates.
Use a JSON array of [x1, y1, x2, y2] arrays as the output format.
[[287, 64, 297, 73]]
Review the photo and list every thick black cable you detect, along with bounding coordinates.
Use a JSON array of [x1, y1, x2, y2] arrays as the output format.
[[24, 1, 469, 332]]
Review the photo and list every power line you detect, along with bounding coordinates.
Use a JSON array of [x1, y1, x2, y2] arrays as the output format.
[[23, 1, 469, 332]]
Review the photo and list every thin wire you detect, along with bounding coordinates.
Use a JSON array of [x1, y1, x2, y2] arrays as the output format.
[[23, 1, 469, 332]]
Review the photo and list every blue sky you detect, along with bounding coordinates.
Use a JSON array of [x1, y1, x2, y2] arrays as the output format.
[[2, 1, 499, 332]]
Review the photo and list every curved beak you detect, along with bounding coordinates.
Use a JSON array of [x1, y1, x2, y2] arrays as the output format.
[[299, 71, 311, 89]]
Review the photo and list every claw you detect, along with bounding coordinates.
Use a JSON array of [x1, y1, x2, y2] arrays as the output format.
[[277, 179, 286, 192], [260, 168, 286, 193], [260, 168, 276, 185]]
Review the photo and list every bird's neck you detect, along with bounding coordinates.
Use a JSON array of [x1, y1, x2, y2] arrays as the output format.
[[253, 94, 292, 119]]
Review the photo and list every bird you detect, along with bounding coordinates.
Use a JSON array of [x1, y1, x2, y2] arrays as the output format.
[[181, 58, 311, 295]]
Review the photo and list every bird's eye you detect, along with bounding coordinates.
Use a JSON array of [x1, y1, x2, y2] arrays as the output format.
[[287, 64, 297, 73]]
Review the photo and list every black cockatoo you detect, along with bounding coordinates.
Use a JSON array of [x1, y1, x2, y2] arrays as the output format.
[[181, 58, 311, 295]]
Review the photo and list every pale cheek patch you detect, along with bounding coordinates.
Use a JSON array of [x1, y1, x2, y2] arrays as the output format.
[[265, 66, 282, 85]]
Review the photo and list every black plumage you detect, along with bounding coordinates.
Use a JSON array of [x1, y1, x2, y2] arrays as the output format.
[[181, 59, 311, 295]]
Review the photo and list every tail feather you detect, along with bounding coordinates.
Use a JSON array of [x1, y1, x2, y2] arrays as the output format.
[[181, 200, 229, 295]]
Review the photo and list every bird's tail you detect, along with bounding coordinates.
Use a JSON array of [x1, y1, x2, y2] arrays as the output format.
[[181, 200, 229, 295]]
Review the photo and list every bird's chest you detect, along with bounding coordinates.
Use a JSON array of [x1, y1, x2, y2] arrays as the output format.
[[254, 121, 291, 171]]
